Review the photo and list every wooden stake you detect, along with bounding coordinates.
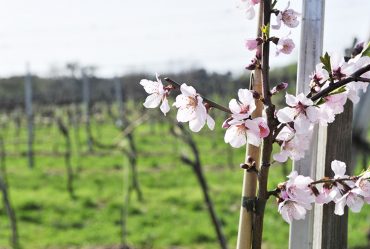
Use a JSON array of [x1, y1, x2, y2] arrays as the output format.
[[236, 3, 264, 248], [236, 70, 263, 249]]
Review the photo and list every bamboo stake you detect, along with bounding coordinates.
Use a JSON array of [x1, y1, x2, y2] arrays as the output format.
[[236, 4, 264, 249], [236, 70, 263, 249]]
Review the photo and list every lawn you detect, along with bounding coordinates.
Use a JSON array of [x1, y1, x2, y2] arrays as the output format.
[[0, 106, 369, 249]]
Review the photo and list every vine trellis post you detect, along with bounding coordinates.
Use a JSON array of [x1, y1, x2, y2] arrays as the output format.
[[289, 0, 325, 248], [24, 63, 34, 168], [290, 1, 351, 249], [82, 71, 92, 152]]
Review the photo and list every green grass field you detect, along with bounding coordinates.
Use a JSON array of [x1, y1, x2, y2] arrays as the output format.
[[0, 107, 369, 249]]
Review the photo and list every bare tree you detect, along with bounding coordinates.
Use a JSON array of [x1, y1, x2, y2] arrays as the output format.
[[170, 122, 228, 249]]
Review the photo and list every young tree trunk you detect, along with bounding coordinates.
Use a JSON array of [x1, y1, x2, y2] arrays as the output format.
[[57, 118, 76, 199], [173, 124, 228, 249], [0, 137, 19, 249], [126, 132, 143, 202]]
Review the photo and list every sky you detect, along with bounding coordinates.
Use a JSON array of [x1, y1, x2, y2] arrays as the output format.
[[0, 0, 369, 77]]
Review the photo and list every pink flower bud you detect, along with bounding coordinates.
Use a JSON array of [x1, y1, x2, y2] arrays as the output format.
[[222, 117, 233, 129], [271, 82, 288, 95]]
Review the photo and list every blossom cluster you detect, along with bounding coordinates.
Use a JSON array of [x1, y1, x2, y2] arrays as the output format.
[[140, 77, 214, 132], [273, 51, 370, 163], [277, 160, 370, 223], [244, 1, 299, 58], [223, 89, 269, 147], [139, 0, 370, 226]]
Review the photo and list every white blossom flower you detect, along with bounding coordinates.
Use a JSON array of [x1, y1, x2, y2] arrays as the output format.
[[229, 89, 256, 120], [173, 83, 214, 132], [272, 2, 300, 30], [334, 190, 364, 216], [309, 63, 329, 92], [330, 53, 351, 81], [318, 92, 347, 125], [238, 0, 260, 20], [329, 160, 354, 202], [344, 56, 370, 103], [273, 126, 312, 162], [140, 74, 170, 115], [352, 172, 370, 198], [224, 118, 261, 148], [276, 93, 320, 125]]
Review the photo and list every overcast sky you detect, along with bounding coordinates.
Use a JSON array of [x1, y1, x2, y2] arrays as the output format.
[[0, 0, 369, 77]]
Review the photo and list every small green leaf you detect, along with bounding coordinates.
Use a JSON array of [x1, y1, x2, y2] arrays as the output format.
[[315, 98, 326, 105], [361, 42, 370, 57], [320, 52, 332, 73], [261, 25, 270, 38], [329, 85, 347, 95]]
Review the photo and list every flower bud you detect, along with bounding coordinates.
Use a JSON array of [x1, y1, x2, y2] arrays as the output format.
[[270, 82, 288, 95], [222, 117, 233, 129], [352, 42, 364, 58]]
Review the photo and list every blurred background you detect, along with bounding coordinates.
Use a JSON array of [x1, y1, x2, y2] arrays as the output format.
[[0, 0, 369, 248]]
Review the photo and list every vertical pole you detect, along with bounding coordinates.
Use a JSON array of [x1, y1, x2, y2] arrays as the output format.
[[82, 71, 92, 151], [289, 1, 325, 248], [24, 63, 34, 168]]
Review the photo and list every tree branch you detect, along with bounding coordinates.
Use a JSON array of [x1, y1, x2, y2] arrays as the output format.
[[311, 64, 370, 101]]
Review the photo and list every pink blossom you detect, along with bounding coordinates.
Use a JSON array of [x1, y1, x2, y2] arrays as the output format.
[[228, 89, 256, 121], [272, 2, 300, 30], [285, 171, 315, 204], [224, 119, 262, 148], [140, 74, 170, 115], [173, 83, 214, 132], [276, 37, 295, 56], [316, 186, 334, 204], [254, 117, 270, 138], [278, 200, 311, 224], [245, 38, 260, 51]]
